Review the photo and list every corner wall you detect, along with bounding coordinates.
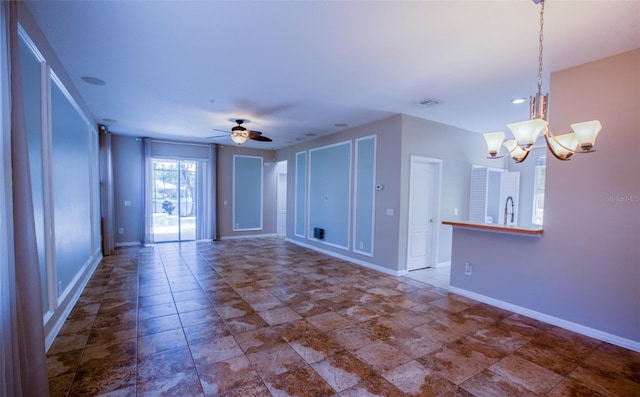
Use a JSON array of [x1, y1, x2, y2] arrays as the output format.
[[278, 115, 403, 273], [398, 114, 496, 268], [111, 135, 144, 245], [449, 49, 640, 348]]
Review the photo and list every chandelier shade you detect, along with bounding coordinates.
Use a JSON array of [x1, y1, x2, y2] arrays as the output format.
[[503, 140, 530, 163], [571, 120, 602, 151], [507, 119, 548, 149], [546, 133, 579, 160], [483, 132, 506, 157], [482, 0, 602, 163]]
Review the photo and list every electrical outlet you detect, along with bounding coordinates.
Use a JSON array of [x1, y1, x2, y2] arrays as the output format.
[[359, 242, 363, 249], [464, 262, 472, 275], [118, 227, 124, 234]]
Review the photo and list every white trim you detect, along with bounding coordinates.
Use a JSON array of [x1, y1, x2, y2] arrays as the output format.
[[114, 241, 142, 247], [352, 135, 376, 257], [232, 154, 264, 231], [307, 236, 350, 251], [294, 151, 307, 238], [220, 233, 278, 240], [307, 140, 352, 250], [276, 167, 287, 236], [407, 156, 442, 271], [42, 64, 57, 314], [49, 71, 92, 127], [45, 253, 102, 351], [448, 286, 640, 353], [17, 24, 45, 63], [435, 260, 451, 269], [286, 237, 403, 277]]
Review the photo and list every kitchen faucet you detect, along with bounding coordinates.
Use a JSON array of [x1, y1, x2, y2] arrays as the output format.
[[504, 196, 514, 225]]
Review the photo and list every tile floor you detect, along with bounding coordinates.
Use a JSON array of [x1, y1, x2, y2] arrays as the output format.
[[47, 237, 640, 396], [405, 266, 451, 290]]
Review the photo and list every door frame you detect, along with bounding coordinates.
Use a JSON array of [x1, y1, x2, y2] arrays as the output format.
[[276, 161, 288, 236], [150, 158, 198, 242], [406, 155, 442, 271]]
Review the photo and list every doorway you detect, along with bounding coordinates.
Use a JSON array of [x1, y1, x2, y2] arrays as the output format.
[[276, 161, 287, 236], [407, 156, 441, 271], [151, 159, 197, 242]]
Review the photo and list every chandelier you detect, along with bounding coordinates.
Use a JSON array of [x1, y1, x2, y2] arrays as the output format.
[[483, 0, 602, 163]]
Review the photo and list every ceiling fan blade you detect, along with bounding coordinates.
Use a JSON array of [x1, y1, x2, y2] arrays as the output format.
[[249, 135, 272, 142], [206, 134, 229, 139], [247, 130, 263, 137], [212, 128, 229, 133]]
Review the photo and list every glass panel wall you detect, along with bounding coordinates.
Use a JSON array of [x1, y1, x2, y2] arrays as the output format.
[[152, 159, 197, 242]]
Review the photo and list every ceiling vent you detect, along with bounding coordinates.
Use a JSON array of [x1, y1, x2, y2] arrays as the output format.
[[416, 98, 441, 108]]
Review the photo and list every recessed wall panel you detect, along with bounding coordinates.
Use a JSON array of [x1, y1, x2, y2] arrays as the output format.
[[233, 155, 263, 231], [19, 32, 48, 310], [51, 78, 92, 295], [308, 141, 351, 249], [294, 151, 307, 237], [354, 136, 376, 256]]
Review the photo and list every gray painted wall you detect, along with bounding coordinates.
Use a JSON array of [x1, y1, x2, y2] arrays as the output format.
[[216, 145, 278, 238], [110, 137, 275, 242], [450, 49, 640, 346], [398, 114, 495, 267], [18, 3, 102, 348], [111, 135, 144, 245], [279, 114, 493, 273], [279, 115, 403, 272]]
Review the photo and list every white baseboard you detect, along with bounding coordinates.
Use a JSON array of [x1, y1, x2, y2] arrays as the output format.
[[45, 252, 103, 351], [286, 238, 403, 277], [220, 233, 278, 240], [448, 286, 640, 353], [115, 241, 142, 247], [434, 260, 451, 269]]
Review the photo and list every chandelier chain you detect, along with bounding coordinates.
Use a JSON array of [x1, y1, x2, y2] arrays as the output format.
[[537, 0, 545, 93]]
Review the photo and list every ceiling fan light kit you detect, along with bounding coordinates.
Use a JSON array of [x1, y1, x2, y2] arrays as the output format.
[[483, 0, 602, 163], [209, 119, 273, 145]]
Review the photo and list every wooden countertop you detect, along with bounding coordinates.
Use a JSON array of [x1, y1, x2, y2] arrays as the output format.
[[442, 220, 543, 236]]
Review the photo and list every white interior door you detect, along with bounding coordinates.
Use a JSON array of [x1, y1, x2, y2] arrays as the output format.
[[277, 171, 287, 235], [407, 156, 440, 271]]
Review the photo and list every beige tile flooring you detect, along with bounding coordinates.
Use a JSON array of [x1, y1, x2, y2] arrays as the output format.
[[47, 238, 640, 396]]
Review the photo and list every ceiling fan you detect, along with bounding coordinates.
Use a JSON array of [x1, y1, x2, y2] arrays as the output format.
[[208, 119, 273, 145]]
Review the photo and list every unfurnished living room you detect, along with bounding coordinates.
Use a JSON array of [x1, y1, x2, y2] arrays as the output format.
[[1, 1, 639, 396]]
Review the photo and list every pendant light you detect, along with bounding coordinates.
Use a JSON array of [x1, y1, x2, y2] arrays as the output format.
[[483, 0, 602, 163]]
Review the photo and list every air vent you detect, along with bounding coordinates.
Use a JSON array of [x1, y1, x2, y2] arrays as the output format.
[[416, 98, 441, 107]]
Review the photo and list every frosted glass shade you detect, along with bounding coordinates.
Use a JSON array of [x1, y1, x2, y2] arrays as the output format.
[[503, 139, 529, 163], [483, 132, 505, 157], [571, 120, 601, 151], [547, 132, 579, 160], [231, 131, 248, 144], [507, 119, 548, 148]]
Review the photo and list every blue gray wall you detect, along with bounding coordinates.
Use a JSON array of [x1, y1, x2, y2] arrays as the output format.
[[18, 3, 102, 349]]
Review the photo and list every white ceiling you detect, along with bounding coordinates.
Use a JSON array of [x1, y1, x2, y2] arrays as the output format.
[[24, 0, 640, 149]]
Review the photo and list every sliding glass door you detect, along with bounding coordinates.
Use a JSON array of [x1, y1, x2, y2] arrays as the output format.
[[152, 159, 197, 242]]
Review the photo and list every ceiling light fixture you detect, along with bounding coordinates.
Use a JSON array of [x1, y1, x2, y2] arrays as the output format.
[[230, 124, 249, 144], [483, 0, 602, 163]]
